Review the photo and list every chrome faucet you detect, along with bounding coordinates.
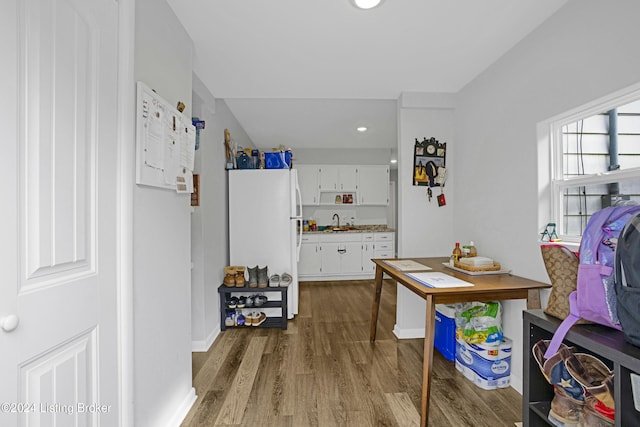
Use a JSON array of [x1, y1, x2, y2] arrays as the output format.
[[332, 213, 340, 228]]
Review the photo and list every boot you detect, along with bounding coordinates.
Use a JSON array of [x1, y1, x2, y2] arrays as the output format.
[[247, 266, 258, 288], [257, 266, 268, 288], [561, 348, 615, 427], [533, 340, 584, 426]]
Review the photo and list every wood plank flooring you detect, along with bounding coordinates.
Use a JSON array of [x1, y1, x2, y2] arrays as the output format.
[[182, 280, 522, 427]]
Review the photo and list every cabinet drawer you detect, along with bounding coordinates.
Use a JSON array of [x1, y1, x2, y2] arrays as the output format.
[[361, 233, 374, 242], [375, 242, 393, 251], [301, 234, 319, 243], [374, 251, 394, 259], [374, 232, 393, 242]]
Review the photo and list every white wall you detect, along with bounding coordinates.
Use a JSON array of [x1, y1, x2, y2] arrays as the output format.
[[191, 74, 254, 351], [395, 92, 456, 337], [133, 1, 195, 425], [452, 0, 640, 393]]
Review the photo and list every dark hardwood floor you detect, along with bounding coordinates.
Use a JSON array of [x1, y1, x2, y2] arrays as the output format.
[[181, 280, 522, 426]]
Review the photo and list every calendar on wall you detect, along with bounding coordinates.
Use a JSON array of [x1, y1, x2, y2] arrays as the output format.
[[135, 81, 196, 192]]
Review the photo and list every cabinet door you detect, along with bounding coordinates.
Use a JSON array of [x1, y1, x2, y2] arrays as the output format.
[[318, 165, 338, 191], [341, 242, 363, 273], [296, 165, 319, 205], [320, 242, 341, 274], [299, 243, 321, 275], [358, 166, 389, 205], [362, 242, 375, 273], [338, 166, 358, 191]]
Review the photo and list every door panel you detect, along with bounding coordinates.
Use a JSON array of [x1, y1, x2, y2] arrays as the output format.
[[1, 0, 119, 425]]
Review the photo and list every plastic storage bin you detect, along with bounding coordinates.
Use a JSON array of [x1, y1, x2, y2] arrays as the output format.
[[434, 304, 456, 362], [264, 151, 292, 169]]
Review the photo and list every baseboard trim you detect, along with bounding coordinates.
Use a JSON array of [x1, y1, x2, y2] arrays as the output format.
[[165, 387, 197, 427], [192, 327, 219, 352], [393, 324, 425, 339]]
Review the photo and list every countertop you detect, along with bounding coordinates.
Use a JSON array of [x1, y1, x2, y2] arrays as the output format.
[[302, 225, 395, 234]]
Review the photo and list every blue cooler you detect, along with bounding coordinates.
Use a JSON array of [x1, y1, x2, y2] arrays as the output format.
[[434, 304, 456, 361]]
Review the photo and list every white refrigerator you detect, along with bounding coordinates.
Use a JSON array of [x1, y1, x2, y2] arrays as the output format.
[[228, 169, 302, 318]]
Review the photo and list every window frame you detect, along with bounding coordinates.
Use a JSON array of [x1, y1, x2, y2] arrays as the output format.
[[541, 83, 640, 243]]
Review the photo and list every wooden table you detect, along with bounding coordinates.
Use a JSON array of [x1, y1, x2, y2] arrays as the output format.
[[369, 257, 550, 427]]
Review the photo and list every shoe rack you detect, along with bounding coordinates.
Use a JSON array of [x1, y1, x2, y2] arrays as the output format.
[[523, 309, 640, 426], [218, 284, 288, 331]]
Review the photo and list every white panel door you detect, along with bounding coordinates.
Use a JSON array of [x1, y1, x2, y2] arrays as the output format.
[[0, 0, 120, 426]]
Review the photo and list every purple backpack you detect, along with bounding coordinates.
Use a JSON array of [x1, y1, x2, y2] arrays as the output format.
[[544, 205, 640, 358]]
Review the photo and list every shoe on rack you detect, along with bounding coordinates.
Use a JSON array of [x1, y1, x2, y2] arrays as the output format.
[[224, 312, 235, 327], [245, 311, 258, 325], [237, 296, 246, 308], [245, 295, 254, 308], [280, 272, 292, 287], [254, 295, 268, 307], [257, 266, 269, 288], [253, 312, 267, 327], [223, 273, 235, 287], [235, 270, 246, 287], [228, 297, 238, 309], [248, 266, 258, 288], [236, 312, 246, 326], [269, 274, 280, 287]]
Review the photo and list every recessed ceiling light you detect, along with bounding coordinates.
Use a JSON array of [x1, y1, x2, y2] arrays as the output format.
[[351, 0, 383, 10], [357, 126, 368, 132], [390, 159, 397, 164]]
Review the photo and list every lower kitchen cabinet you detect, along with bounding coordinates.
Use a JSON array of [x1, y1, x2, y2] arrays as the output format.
[[299, 235, 321, 275], [299, 231, 395, 280]]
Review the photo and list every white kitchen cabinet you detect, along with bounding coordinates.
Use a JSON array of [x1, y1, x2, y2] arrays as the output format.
[[374, 232, 395, 259], [362, 241, 375, 274], [299, 235, 321, 275], [318, 165, 358, 192], [295, 165, 320, 205], [358, 165, 389, 205], [320, 241, 362, 274]]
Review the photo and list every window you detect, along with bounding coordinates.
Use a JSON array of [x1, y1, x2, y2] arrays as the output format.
[[545, 86, 640, 241]]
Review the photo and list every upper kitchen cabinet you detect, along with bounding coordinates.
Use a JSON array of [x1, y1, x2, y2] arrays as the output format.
[[358, 165, 389, 205], [318, 165, 358, 192], [295, 165, 320, 205]]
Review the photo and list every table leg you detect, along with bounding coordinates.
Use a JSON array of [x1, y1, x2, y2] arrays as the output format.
[[527, 289, 542, 309], [369, 265, 384, 342], [420, 295, 436, 427]]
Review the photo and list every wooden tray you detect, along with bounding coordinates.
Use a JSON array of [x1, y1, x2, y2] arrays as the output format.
[[442, 262, 511, 276]]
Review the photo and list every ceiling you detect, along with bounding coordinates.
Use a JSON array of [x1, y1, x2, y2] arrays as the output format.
[[167, 0, 567, 153]]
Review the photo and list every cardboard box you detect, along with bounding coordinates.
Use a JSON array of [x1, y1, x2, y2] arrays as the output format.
[[455, 337, 512, 390], [434, 304, 456, 362]]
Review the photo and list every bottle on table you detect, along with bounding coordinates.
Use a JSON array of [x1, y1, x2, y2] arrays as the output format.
[[451, 242, 462, 264]]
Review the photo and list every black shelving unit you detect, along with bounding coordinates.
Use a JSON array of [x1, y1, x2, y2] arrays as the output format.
[[218, 284, 288, 330], [523, 309, 640, 427]]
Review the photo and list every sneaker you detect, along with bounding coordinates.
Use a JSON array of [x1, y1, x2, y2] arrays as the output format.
[[269, 274, 280, 287], [257, 266, 269, 288], [280, 272, 292, 287], [236, 312, 246, 326], [253, 312, 267, 327], [248, 266, 258, 288], [245, 311, 258, 325], [237, 296, 246, 308], [224, 312, 235, 327], [254, 295, 268, 307], [245, 295, 254, 308], [228, 297, 238, 309], [223, 273, 235, 287]]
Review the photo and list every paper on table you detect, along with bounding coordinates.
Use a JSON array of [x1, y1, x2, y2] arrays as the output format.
[[406, 272, 474, 288], [383, 259, 432, 271]]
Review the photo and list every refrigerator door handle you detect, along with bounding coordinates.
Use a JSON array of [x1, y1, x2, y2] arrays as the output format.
[[295, 218, 302, 261]]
